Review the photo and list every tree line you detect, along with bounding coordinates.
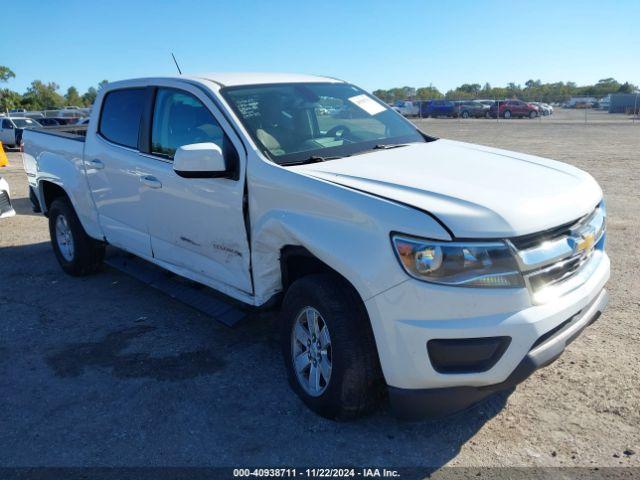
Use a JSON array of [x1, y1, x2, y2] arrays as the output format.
[[373, 78, 637, 104], [1, 65, 637, 111], [0, 66, 107, 112]]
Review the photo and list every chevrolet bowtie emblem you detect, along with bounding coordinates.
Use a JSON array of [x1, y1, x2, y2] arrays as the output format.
[[576, 231, 595, 254]]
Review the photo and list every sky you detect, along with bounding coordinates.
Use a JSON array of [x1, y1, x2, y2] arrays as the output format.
[[2, 0, 639, 95]]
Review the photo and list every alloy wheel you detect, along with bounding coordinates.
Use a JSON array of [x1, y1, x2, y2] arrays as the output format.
[[55, 214, 75, 262], [291, 306, 332, 396]]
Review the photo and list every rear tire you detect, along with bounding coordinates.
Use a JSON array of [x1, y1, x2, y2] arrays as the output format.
[[48, 197, 104, 276], [503, 110, 512, 119], [461, 111, 470, 119], [280, 274, 383, 419]]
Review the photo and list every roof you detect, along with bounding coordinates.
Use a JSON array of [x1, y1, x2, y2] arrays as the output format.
[[188, 72, 343, 87]]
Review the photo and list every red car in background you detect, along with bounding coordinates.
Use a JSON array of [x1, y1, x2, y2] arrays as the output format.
[[489, 100, 539, 119]]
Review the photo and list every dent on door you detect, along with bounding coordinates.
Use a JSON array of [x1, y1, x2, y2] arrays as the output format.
[[140, 161, 253, 295]]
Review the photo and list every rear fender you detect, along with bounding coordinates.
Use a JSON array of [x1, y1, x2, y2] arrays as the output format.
[[37, 151, 104, 240]]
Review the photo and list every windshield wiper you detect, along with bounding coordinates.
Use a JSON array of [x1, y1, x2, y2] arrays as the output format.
[[282, 155, 346, 166], [372, 143, 411, 150]]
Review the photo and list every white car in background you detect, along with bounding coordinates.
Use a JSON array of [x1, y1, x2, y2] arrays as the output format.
[[0, 117, 42, 148], [532, 102, 553, 116], [392, 100, 420, 117], [0, 177, 15, 218]]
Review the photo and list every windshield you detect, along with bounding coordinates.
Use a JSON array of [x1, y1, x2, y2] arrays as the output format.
[[12, 118, 41, 128], [221, 82, 426, 165]]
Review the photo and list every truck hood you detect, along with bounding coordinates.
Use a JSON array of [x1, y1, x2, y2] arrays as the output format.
[[291, 140, 602, 238]]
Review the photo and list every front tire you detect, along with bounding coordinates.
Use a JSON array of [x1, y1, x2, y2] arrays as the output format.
[[503, 110, 512, 119], [529, 110, 537, 119], [280, 274, 383, 419], [48, 197, 104, 276]]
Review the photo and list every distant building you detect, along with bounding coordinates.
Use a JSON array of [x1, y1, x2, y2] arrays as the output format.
[[608, 93, 640, 114]]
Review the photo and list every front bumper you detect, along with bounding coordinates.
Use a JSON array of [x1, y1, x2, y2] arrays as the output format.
[[388, 288, 607, 419], [364, 250, 610, 418]]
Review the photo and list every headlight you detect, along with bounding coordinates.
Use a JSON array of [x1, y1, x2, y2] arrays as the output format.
[[392, 235, 524, 288]]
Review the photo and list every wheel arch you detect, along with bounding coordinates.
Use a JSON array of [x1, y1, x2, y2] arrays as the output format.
[[37, 179, 104, 240], [280, 245, 351, 293], [39, 180, 69, 214]]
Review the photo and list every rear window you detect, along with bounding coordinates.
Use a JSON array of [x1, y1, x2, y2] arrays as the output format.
[[99, 88, 145, 148]]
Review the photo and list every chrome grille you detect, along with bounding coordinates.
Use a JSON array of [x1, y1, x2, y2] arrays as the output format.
[[507, 204, 606, 302]]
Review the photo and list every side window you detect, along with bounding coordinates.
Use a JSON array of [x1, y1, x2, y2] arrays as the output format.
[[99, 88, 145, 148], [2, 119, 12, 128], [151, 88, 234, 161]]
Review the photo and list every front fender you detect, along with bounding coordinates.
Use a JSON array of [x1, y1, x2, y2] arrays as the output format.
[[249, 157, 451, 304]]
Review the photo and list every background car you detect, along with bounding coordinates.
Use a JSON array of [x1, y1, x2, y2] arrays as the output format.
[[0, 117, 42, 148], [476, 99, 495, 117], [392, 100, 420, 117], [489, 100, 539, 119], [531, 102, 553, 115], [476, 99, 495, 107], [421, 99, 456, 117], [453, 100, 489, 118], [50, 117, 79, 125], [598, 95, 611, 110]]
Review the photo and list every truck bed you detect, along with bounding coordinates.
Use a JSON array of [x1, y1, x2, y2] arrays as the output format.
[[22, 126, 88, 186], [25, 124, 88, 141]]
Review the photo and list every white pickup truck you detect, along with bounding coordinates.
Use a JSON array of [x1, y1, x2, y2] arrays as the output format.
[[391, 100, 421, 117], [23, 73, 609, 419]]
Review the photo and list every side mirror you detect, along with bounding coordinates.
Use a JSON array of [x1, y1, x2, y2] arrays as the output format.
[[173, 143, 228, 178]]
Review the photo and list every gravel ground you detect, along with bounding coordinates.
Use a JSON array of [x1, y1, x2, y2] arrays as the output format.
[[0, 109, 638, 474]]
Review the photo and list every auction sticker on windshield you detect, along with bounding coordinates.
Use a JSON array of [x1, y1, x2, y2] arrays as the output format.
[[348, 94, 386, 115]]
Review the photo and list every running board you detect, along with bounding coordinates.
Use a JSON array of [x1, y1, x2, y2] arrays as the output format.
[[104, 248, 246, 327]]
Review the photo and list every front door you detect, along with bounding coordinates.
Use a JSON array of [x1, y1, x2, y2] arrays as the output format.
[[0, 119, 14, 145], [84, 87, 152, 258], [139, 85, 252, 295]]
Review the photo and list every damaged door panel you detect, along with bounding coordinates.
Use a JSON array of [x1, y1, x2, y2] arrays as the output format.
[[139, 84, 253, 294]]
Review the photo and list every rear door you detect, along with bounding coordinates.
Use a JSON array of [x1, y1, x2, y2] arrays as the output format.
[[444, 101, 455, 116], [83, 87, 152, 257], [513, 101, 526, 115], [138, 84, 252, 294]]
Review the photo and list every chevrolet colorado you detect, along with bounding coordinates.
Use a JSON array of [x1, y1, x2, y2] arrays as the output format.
[[22, 73, 609, 419]]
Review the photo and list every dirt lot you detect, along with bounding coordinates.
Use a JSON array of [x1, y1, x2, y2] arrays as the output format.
[[0, 110, 638, 474]]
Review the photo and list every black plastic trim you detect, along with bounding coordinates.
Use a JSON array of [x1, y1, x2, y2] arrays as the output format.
[[427, 337, 511, 374], [138, 86, 156, 154], [174, 169, 235, 179]]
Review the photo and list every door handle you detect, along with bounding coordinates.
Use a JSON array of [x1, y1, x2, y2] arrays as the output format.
[[89, 159, 105, 170], [140, 175, 162, 189]]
